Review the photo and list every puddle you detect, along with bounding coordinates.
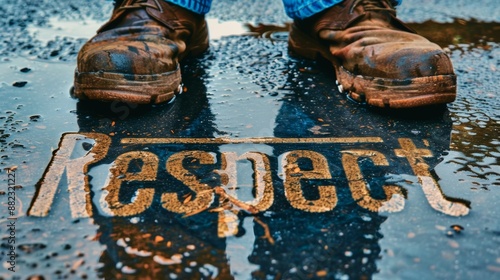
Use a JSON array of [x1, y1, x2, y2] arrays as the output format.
[[27, 17, 104, 43], [23, 14, 500, 61], [2, 4, 499, 280], [27, 17, 252, 42], [206, 19, 249, 40], [407, 19, 500, 49]]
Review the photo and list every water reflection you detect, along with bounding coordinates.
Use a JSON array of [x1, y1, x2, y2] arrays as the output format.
[[62, 33, 473, 278], [406, 19, 500, 49], [20, 15, 500, 280]]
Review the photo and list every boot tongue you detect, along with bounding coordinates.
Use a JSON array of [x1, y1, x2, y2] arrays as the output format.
[[350, 0, 395, 15], [97, 0, 163, 33], [317, 0, 398, 41]]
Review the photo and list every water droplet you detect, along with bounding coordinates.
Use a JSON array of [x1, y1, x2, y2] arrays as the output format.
[[12, 81, 28, 87], [450, 224, 464, 233]]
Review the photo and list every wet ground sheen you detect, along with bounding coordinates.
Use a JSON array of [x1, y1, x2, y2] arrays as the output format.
[[0, 0, 499, 279]]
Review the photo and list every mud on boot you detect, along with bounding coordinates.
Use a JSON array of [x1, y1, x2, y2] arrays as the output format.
[[74, 0, 209, 104], [288, 0, 456, 108]]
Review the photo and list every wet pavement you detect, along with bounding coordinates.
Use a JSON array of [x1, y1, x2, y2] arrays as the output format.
[[0, 0, 499, 279]]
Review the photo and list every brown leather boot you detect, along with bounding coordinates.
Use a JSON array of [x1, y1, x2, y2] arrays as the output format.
[[289, 0, 456, 108], [74, 0, 209, 104]]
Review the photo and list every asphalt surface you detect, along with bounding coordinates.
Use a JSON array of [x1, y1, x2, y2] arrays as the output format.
[[0, 0, 499, 279]]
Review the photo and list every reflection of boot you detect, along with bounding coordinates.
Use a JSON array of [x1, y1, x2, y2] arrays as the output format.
[[74, 0, 209, 104], [289, 0, 456, 108]]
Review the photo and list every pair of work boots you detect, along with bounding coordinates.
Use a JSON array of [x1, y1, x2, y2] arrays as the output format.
[[74, 0, 456, 108]]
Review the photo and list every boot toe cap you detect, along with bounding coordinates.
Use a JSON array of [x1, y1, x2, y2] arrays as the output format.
[[350, 45, 455, 80], [389, 48, 455, 79], [77, 39, 179, 75]]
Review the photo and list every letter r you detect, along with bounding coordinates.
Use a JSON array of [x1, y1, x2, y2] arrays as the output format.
[[28, 133, 110, 218]]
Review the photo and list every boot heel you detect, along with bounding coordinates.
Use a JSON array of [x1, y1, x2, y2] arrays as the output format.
[[288, 23, 338, 63], [288, 24, 322, 60]]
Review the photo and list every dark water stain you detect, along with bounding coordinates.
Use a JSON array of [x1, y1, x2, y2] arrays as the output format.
[[244, 18, 500, 48], [406, 18, 500, 48]]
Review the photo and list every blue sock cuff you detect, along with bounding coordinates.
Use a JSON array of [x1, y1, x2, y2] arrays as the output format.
[[283, 0, 403, 20], [165, 0, 212, 15]]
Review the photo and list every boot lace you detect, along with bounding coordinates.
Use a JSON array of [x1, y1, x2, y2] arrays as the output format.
[[350, 0, 396, 14]]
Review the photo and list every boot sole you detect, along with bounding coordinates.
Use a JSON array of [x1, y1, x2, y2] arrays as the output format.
[[73, 66, 182, 104], [288, 24, 457, 108]]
